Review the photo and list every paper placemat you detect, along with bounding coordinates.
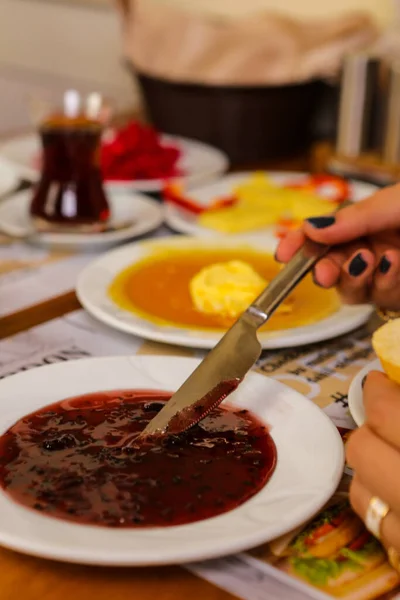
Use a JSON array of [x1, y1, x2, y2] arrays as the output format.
[[0, 310, 398, 600], [0, 225, 169, 318], [0, 240, 92, 318]]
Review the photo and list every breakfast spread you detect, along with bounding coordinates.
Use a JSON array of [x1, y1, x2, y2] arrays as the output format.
[[0, 120, 382, 599]]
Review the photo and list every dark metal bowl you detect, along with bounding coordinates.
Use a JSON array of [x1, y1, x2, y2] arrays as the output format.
[[132, 68, 332, 166]]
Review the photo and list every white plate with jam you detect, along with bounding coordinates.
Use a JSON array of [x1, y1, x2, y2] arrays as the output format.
[[0, 133, 229, 193], [76, 236, 373, 350], [348, 358, 383, 427], [0, 188, 164, 250], [164, 171, 378, 240], [0, 355, 344, 565]]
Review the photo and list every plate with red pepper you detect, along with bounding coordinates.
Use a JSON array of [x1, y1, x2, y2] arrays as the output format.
[[163, 171, 378, 241], [0, 122, 229, 193]]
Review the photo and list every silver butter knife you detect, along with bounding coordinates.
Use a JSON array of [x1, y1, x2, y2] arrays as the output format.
[[141, 235, 334, 438]]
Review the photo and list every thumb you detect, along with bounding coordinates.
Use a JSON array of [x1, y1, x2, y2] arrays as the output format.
[[303, 183, 400, 245]]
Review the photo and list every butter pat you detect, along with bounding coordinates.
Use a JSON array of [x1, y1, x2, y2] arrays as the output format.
[[190, 260, 293, 319]]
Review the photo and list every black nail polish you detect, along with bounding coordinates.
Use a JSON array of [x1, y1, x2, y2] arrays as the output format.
[[379, 256, 391, 274], [306, 216, 336, 229], [349, 253, 367, 277], [361, 375, 368, 389]]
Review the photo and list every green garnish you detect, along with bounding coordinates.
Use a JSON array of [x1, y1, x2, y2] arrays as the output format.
[[340, 539, 383, 564], [291, 555, 362, 586]]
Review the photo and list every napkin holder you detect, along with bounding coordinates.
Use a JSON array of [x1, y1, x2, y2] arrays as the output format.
[[328, 54, 400, 185]]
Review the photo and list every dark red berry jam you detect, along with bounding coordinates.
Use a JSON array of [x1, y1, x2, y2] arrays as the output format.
[[0, 390, 276, 528]]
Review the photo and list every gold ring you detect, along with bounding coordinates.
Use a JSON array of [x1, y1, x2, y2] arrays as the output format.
[[365, 496, 390, 540], [388, 547, 400, 574]]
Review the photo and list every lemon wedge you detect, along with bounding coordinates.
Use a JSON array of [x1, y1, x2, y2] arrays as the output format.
[[189, 260, 293, 320], [372, 319, 400, 384]]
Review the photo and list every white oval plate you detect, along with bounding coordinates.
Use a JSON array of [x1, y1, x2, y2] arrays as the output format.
[[0, 158, 19, 197], [0, 355, 344, 565], [348, 358, 382, 426], [0, 189, 164, 251], [76, 236, 373, 350], [165, 171, 378, 240], [0, 134, 229, 193]]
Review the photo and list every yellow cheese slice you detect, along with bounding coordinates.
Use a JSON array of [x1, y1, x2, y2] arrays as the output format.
[[197, 173, 334, 234]]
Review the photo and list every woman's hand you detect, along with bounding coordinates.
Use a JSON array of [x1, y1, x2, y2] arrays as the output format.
[[347, 371, 400, 553], [276, 183, 400, 310]]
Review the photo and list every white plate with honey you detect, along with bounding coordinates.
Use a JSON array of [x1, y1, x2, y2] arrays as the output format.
[[164, 171, 378, 241], [76, 236, 373, 350]]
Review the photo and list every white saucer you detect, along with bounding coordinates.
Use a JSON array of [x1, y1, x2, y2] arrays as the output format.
[[0, 158, 19, 197], [0, 189, 164, 250], [76, 236, 373, 350], [348, 358, 382, 426], [0, 355, 344, 565], [0, 134, 229, 193], [165, 171, 378, 240]]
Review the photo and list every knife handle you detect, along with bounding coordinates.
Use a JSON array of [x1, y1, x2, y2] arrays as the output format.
[[245, 200, 352, 329]]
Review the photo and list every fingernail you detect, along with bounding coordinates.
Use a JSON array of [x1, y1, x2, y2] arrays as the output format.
[[274, 251, 282, 263], [379, 256, 391, 274], [361, 375, 368, 389], [306, 216, 336, 229], [348, 253, 367, 277]]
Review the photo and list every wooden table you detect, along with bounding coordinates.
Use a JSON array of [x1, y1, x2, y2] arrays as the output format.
[[0, 142, 333, 600]]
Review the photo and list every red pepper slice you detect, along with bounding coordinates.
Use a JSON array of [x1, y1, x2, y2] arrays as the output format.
[[163, 184, 204, 214], [305, 523, 336, 546], [210, 196, 237, 211], [285, 174, 350, 203], [163, 183, 237, 214]]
